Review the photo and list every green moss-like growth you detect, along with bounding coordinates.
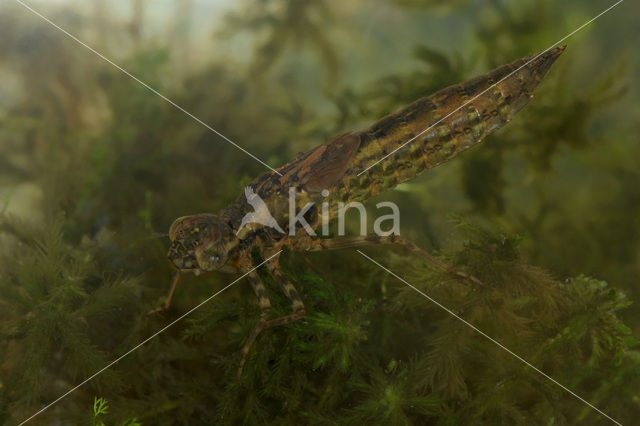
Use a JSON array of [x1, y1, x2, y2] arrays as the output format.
[[1, 0, 639, 424]]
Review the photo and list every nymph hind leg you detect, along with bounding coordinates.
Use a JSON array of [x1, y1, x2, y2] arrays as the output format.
[[305, 234, 485, 287], [265, 259, 306, 328], [238, 271, 272, 380]]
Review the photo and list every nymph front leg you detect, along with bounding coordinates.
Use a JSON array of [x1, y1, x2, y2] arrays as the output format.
[[238, 270, 272, 380], [147, 270, 181, 315]]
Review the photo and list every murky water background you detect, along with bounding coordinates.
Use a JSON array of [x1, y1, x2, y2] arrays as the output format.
[[1, 0, 638, 424]]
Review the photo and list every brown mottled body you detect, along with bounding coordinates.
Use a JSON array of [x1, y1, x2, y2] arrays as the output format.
[[338, 46, 566, 201], [220, 47, 565, 237], [158, 47, 565, 379]]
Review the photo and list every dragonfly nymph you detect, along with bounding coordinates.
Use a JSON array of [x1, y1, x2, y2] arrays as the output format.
[[153, 46, 565, 378]]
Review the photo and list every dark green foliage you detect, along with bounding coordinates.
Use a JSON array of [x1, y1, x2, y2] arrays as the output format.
[[1, 0, 639, 424], [175, 232, 639, 425]]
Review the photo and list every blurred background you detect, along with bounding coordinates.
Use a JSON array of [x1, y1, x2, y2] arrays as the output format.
[[0, 0, 638, 424]]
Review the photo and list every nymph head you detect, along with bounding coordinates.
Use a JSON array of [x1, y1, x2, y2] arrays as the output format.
[[167, 214, 234, 273]]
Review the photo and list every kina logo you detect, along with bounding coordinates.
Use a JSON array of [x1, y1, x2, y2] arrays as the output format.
[[237, 186, 285, 235]]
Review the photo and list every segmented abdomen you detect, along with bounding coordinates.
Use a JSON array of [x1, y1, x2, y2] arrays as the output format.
[[333, 46, 565, 204]]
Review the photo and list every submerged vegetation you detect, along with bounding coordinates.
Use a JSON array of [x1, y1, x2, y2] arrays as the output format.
[[1, 0, 639, 424]]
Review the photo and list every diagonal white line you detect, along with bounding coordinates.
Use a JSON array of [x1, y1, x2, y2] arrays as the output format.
[[357, 250, 622, 425], [12, 0, 282, 176], [18, 250, 282, 425], [357, 0, 624, 176]]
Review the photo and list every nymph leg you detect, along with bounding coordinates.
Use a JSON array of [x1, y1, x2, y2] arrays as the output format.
[[238, 270, 272, 379], [265, 259, 306, 328], [301, 234, 484, 287]]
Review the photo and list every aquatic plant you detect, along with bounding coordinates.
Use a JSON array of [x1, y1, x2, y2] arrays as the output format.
[[0, 0, 638, 424]]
